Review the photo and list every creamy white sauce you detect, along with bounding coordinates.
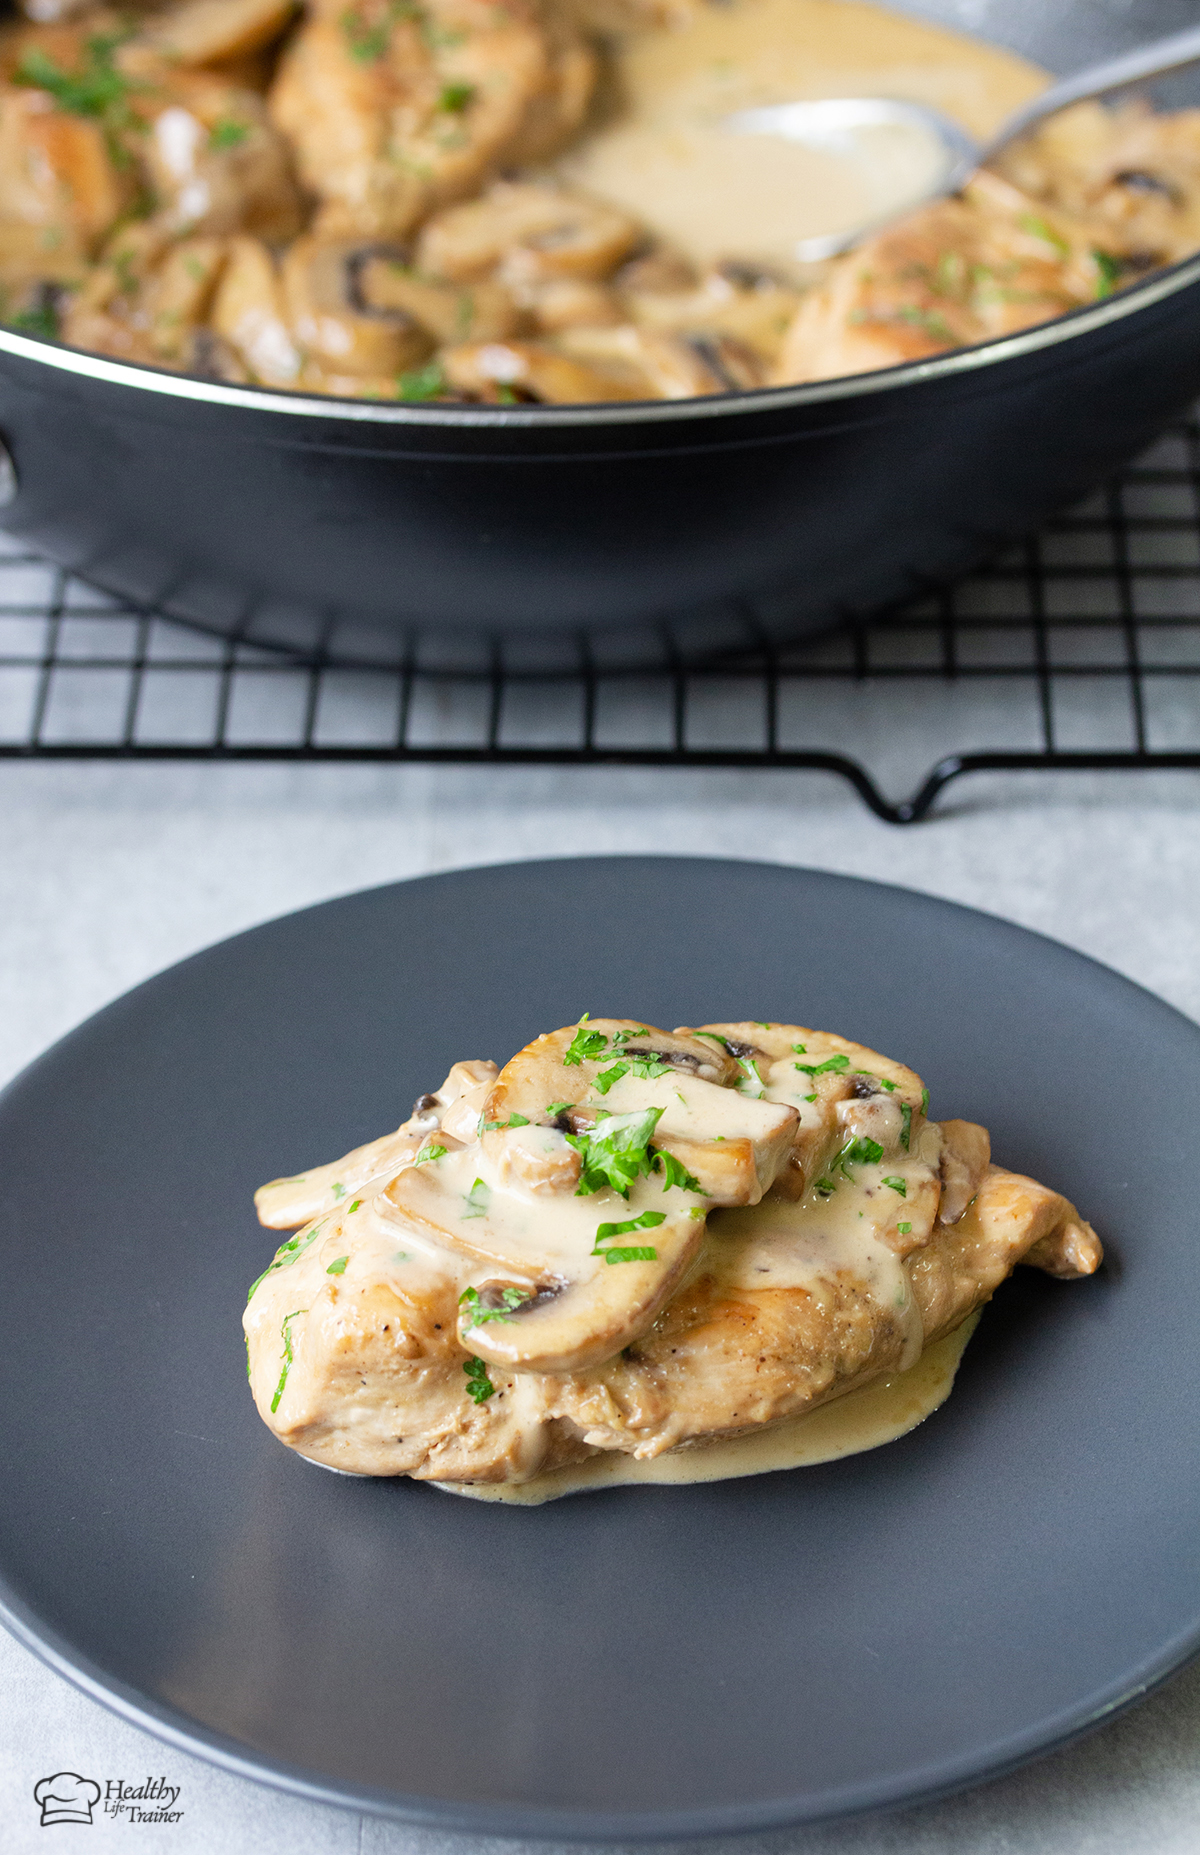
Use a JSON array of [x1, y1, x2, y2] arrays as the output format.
[[554, 0, 1048, 268], [434, 1311, 979, 1503]]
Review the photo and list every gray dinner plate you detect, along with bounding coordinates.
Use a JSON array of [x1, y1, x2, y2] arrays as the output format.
[[0, 856, 1197, 1839]]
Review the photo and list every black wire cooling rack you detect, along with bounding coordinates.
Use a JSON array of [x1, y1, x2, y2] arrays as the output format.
[[4, 415, 1200, 823]]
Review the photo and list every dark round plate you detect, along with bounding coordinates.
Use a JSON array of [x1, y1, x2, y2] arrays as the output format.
[[1, 857, 1197, 1839]]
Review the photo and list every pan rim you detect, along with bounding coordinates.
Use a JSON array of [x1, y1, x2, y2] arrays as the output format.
[[1, 249, 1198, 432]]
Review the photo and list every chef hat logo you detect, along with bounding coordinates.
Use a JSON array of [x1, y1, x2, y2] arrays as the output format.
[[34, 1773, 101, 1826]]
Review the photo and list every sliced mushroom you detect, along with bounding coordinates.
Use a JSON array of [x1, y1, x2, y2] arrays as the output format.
[[355, 251, 521, 343], [439, 337, 632, 403], [555, 323, 762, 398], [254, 1128, 437, 1230], [937, 1118, 991, 1224], [282, 235, 434, 377], [381, 1141, 704, 1373], [255, 1057, 496, 1228], [210, 234, 302, 385], [482, 1018, 795, 1205], [140, 83, 304, 243], [417, 180, 641, 285]]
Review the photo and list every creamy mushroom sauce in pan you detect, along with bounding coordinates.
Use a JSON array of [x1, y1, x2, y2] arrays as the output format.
[[243, 1017, 1102, 1499], [6, 0, 1200, 403]]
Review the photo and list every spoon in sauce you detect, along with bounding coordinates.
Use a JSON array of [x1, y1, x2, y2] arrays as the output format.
[[724, 21, 1200, 260]]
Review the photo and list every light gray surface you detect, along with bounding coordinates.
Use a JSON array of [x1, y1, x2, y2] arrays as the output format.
[[2, 757, 1200, 1851]]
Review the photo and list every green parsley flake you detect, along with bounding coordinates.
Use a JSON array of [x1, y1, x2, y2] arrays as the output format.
[[839, 1135, 883, 1172], [900, 1103, 913, 1151], [897, 1221, 912, 1235], [791, 1042, 807, 1054], [415, 1139, 447, 1165], [460, 1284, 531, 1326], [545, 1100, 573, 1117], [462, 1177, 490, 1219], [593, 1210, 665, 1262], [883, 1176, 907, 1196], [8, 300, 59, 340], [1020, 212, 1070, 257], [347, 1198, 362, 1214], [246, 1217, 327, 1302], [326, 1256, 349, 1275], [920, 1087, 929, 1116], [330, 1180, 346, 1200], [593, 1061, 629, 1094], [463, 1356, 496, 1403], [438, 81, 474, 112], [270, 1308, 307, 1412], [568, 1106, 663, 1198], [795, 1053, 850, 1076], [210, 117, 249, 149], [563, 1015, 609, 1066], [654, 1149, 703, 1193], [815, 1176, 837, 1197], [396, 360, 446, 401], [737, 1056, 767, 1097]]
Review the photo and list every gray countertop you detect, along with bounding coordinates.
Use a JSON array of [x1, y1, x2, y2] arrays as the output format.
[[3, 757, 1199, 1853]]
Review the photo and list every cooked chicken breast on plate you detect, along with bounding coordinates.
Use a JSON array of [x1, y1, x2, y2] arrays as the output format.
[[244, 1017, 1101, 1496]]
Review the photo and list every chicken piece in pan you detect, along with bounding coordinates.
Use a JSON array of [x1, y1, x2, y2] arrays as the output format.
[[243, 1019, 1102, 1489]]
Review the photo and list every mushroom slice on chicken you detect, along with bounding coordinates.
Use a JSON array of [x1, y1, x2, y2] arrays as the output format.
[[379, 1136, 705, 1374], [254, 1056, 498, 1228], [210, 233, 302, 384], [687, 1021, 930, 1203], [480, 1018, 796, 1205], [355, 250, 521, 342], [61, 224, 230, 364], [139, 77, 304, 242], [439, 336, 631, 403], [417, 179, 641, 285], [282, 234, 434, 376]]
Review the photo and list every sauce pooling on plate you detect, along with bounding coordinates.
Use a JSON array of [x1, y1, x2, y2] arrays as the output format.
[[434, 1311, 980, 1503]]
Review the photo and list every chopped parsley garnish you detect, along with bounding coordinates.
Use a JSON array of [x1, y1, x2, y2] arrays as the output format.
[[737, 1056, 767, 1097], [415, 1139, 447, 1165], [563, 1015, 609, 1065], [654, 1149, 703, 1193], [246, 1218, 327, 1302], [8, 300, 59, 340], [688, 1206, 705, 1220], [484, 1110, 533, 1129], [593, 1210, 665, 1263], [507, 1112, 530, 1127], [326, 1256, 349, 1274], [1019, 212, 1070, 257], [463, 1356, 496, 1403], [897, 1221, 912, 1235], [794, 1053, 850, 1076], [900, 1103, 912, 1151], [347, 1198, 362, 1214], [883, 1176, 907, 1196], [753, 1022, 771, 1028], [804, 1092, 817, 1102], [209, 117, 249, 150], [593, 1061, 629, 1094], [459, 1284, 531, 1326], [330, 1180, 346, 1200], [838, 1135, 883, 1172], [920, 1087, 929, 1116], [858, 1071, 896, 1091], [396, 360, 446, 402], [815, 1177, 837, 1197], [270, 1309, 306, 1412], [545, 1100, 573, 1116], [1092, 248, 1124, 298], [438, 81, 474, 112], [568, 1106, 663, 1198], [462, 1177, 490, 1219], [695, 1032, 730, 1051], [791, 1042, 807, 1054]]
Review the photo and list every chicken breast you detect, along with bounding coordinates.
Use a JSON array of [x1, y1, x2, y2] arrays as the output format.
[[244, 1021, 1103, 1486]]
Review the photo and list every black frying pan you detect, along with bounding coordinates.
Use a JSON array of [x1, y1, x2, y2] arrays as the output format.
[[2, 0, 1198, 667]]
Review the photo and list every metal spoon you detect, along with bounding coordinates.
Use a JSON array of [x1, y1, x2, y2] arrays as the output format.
[[723, 22, 1200, 261]]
